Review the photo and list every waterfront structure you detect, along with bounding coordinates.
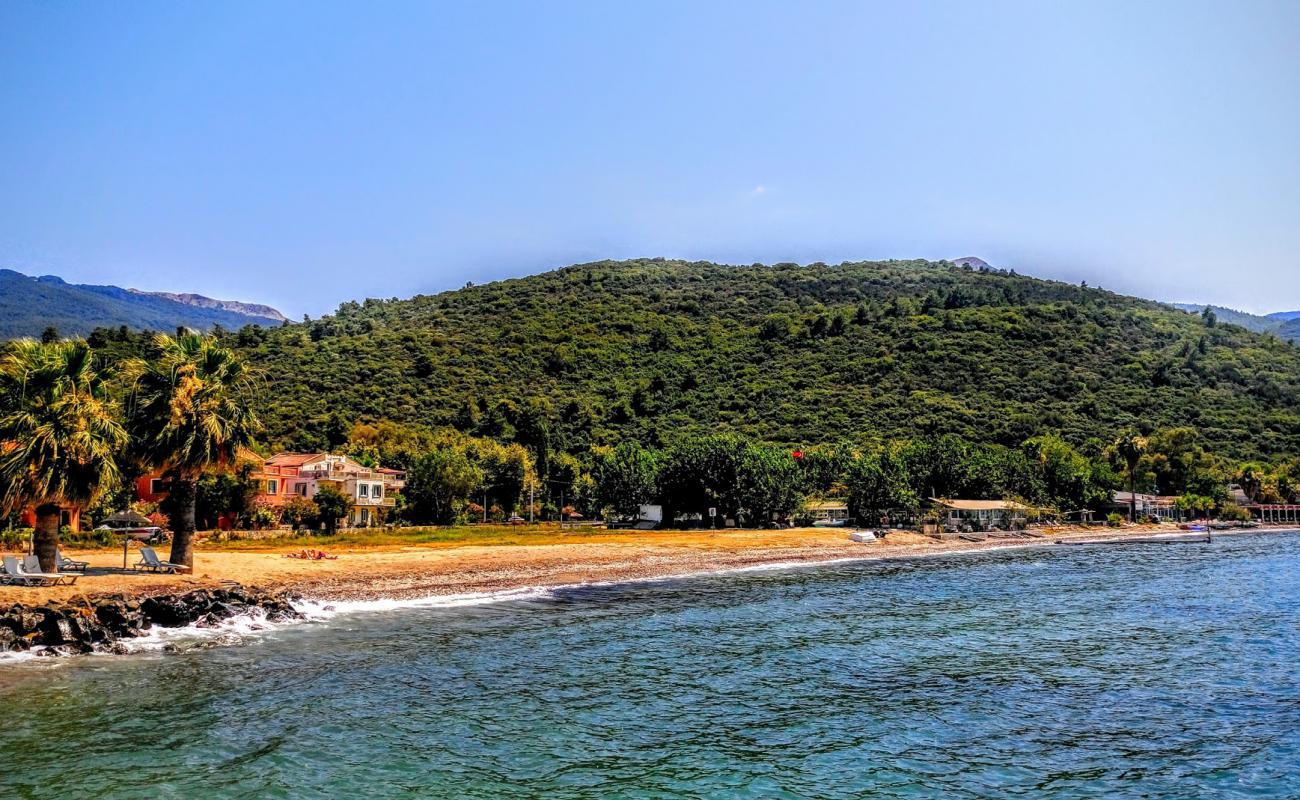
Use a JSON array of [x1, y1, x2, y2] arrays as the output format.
[[805, 500, 850, 526], [1251, 504, 1300, 524], [930, 498, 1033, 530], [1110, 491, 1182, 522], [263, 452, 405, 527], [17, 504, 80, 532], [134, 450, 406, 528]]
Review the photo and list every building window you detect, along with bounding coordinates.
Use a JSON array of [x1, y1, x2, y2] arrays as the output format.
[[266, 479, 279, 495], [150, 478, 168, 495], [295, 483, 308, 496], [358, 484, 369, 498], [373, 484, 383, 499]]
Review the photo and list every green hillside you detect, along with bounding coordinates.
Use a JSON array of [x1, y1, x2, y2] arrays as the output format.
[[1171, 303, 1300, 341], [0, 269, 282, 339], [143, 258, 1300, 462]]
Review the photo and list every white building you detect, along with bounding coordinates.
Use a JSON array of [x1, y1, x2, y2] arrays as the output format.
[[265, 452, 405, 527]]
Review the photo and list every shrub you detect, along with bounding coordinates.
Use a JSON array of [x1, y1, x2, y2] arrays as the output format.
[[0, 528, 32, 552], [1216, 503, 1251, 522], [61, 527, 115, 548], [250, 504, 279, 530], [1106, 513, 1123, 527]]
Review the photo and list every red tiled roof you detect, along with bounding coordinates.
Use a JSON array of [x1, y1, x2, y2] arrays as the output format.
[[265, 452, 323, 467]]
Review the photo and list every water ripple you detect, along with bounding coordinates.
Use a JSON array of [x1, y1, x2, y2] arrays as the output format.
[[3, 532, 1299, 798]]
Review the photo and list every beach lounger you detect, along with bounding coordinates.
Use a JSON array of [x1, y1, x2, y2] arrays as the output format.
[[2, 555, 67, 586], [22, 555, 78, 586], [134, 547, 185, 574], [57, 549, 89, 573], [2, 556, 47, 586]]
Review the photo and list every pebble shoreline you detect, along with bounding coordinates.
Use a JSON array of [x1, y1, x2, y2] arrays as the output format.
[[0, 586, 302, 657]]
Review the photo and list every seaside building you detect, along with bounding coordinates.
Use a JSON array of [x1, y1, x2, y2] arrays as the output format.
[[1251, 504, 1300, 524], [930, 498, 1034, 530], [805, 500, 850, 526], [1109, 491, 1182, 522], [1226, 484, 1300, 524], [263, 452, 405, 527], [17, 503, 81, 532], [135, 449, 285, 530], [134, 450, 406, 529], [1, 441, 82, 531]]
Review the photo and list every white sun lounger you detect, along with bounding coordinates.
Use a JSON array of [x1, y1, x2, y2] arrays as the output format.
[[2, 556, 48, 586], [57, 549, 89, 573], [2, 555, 71, 586], [22, 554, 78, 586], [134, 547, 185, 574]]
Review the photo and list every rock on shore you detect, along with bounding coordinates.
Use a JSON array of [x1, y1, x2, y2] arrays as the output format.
[[0, 586, 302, 657]]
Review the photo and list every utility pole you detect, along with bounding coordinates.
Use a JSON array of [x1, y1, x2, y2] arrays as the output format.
[[529, 480, 535, 525]]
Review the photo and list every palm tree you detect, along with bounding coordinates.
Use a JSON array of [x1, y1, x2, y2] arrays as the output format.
[[122, 331, 261, 570], [1113, 431, 1149, 522], [1237, 463, 1264, 503], [0, 339, 127, 571]]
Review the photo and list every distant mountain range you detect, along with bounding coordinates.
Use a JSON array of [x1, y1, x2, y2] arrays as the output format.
[[4, 261, 1298, 349], [126, 289, 286, 323], [1170, 303, 1300, 342], [0, 269, 285, 340]]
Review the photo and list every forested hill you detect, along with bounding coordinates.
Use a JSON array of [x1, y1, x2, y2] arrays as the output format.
[[100, 259, 1300, 460], [1171, 303, 1300, 341], [0, 269, 283, 339]]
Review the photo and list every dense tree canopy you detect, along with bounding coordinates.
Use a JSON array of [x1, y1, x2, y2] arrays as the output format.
[[9, 259, 1299, 531], [88, 259, 1300, 463]]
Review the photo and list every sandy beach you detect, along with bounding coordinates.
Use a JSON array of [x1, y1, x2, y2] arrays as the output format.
[[2, 524, 1278, 606]]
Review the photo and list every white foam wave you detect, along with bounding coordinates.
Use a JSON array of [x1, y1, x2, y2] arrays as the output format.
[[291, 585, 559, 619], [0, 648, 48, 664], [117, 606, 281, 655]]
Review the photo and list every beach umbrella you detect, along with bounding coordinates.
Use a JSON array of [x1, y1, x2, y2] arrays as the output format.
[[104, 510, 152, 527], [103, 510, 152, 568]]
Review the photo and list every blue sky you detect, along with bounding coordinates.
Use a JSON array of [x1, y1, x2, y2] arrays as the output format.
[[2, 1, 1298, 317]]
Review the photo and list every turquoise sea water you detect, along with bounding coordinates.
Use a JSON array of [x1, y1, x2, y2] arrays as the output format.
[[3, 531, 1299, 798]]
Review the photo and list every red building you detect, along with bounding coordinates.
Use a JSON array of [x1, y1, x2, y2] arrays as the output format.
[[134, 449, 286, 530], [18, 504, 81, 532]]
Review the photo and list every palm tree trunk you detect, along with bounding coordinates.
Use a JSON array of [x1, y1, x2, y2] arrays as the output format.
[[33, 502, 61, 572], [167, 476, 198, 571]]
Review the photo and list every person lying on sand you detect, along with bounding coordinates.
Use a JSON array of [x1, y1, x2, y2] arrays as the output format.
[[284, 549, 338, 561]]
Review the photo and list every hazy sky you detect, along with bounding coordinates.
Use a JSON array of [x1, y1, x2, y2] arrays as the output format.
[[3, 1, 1298, 317]]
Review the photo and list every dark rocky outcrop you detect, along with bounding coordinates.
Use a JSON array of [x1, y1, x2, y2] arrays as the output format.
[[0, 586, 302, 657]]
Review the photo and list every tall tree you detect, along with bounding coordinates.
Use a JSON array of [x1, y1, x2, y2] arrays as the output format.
[[405, 446, 484, 525], [313, 485, 351, 535], [1113, 431, 1150, 522], [122, 331, 261, 569], [0, 339, 127, 570], [1236, 462, 1265, 503], [592, 442, 660, 519], [735, 443, 803, 525], [845, 443, 917, 523], [657, 435, 745, 525]]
